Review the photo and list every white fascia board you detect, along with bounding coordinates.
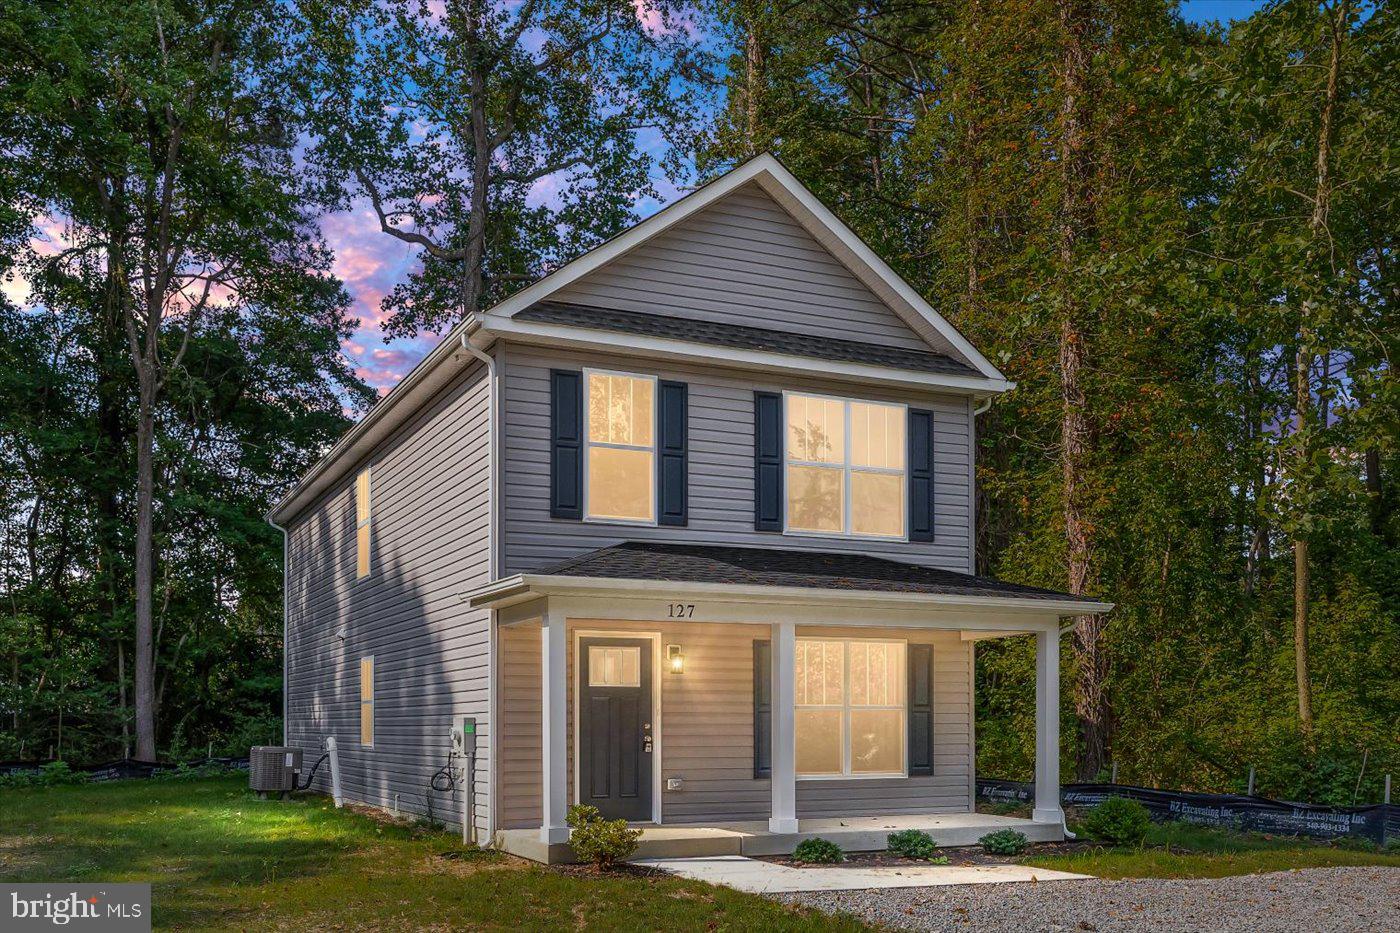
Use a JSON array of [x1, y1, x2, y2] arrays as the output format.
[[475, 315, 1014, 396], [466, 572, 1113, 617]]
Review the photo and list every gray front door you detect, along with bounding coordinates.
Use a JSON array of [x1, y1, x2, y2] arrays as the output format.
[[578, 637, 653, 821]]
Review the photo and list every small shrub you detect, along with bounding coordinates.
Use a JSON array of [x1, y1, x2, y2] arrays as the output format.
[[1081, 796, 1152, 846], [888, 829, 943, 860], [979, 829, 1028, 856], [792, 837, 844, 863], [1384, 837, 1400, 854], [566, 804, 641, 870]]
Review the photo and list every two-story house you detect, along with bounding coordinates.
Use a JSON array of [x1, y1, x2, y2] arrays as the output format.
[[268, 155, 1111, 862]]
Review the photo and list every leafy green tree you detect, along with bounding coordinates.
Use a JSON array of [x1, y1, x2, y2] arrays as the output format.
[[701, 0, 1398, 796], [294, 0, 713, 336], [0, 0, 368, 760]]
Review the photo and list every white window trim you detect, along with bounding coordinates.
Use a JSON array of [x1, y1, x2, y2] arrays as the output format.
[[795, 636, 908, 781], [782, 391, 909, 542], [359, 655, 374, 749], [582, 368, 660, 527]]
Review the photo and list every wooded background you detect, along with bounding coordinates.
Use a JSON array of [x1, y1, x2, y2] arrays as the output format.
[[0, 0, 1394, 805]]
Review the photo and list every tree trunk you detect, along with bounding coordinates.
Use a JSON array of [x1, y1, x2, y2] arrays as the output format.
[[118, 639, 130, 760], [463, 0, 490, 318], [1365, 447, 1384, 536], [1293, 0, 1346, 745], [744, 4, 764, 153], [133, 378, 157, 762], [1056, 0, 1105, 781]]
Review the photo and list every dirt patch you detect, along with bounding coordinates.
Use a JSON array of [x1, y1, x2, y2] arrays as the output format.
[[0, 834, 49, 873], [420, 850, 516, 878], [762, 840, 1096, 869]]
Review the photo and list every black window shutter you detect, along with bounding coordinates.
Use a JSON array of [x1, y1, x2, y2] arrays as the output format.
[[908, 409, 935, 542], [658, 381, 688, 526], [550, 370, 583, 519], [908, 643, 935, 776], [753, 640, 772, 778], [754, 391, 783, 531]]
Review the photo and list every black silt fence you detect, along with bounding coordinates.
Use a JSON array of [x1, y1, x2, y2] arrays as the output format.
[[977, 779, 1397, 845], [1, 757, 249, 781]]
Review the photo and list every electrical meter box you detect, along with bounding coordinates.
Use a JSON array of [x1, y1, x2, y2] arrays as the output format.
[[451, 717, 477, 756]]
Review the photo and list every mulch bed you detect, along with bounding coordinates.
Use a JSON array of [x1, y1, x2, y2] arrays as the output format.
[[761, 840, 1096, 869]]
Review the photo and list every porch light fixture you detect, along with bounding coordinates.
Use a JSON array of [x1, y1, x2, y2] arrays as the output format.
[[666, 644, 684, 674]]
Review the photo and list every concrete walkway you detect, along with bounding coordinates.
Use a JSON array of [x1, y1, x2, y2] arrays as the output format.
[[636, 854, 1092, 894]]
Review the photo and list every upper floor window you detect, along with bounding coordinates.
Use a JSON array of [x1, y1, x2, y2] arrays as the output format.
[[585, 371, 657, 523], [355, 467, 372, 578], [785, 393, 905, 538]]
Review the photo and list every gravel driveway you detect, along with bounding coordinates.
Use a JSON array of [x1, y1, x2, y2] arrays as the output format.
[[778, 866, 1400, 932]]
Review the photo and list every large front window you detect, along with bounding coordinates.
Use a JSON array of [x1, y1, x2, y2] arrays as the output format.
[[795, 639, 906, 777], [586, 371, 656, 523], [785, 393, 905, 538]]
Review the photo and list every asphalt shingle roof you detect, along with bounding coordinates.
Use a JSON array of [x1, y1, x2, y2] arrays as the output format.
[[515, 301, 980, 378], [535, 541, 1093, 603]]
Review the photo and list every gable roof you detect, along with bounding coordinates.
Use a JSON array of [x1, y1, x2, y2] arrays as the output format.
[[269, 154, 1011, 524], [477, 154, 1008, 385]]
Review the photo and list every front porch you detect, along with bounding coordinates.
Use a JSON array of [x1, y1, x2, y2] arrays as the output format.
[[469, 543, 1112, 864], [496, 811, 1060, 864]]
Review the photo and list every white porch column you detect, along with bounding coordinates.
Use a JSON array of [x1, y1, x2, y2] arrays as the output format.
[[1033, 626, 1065, 824], [540, 612, 569, 844], [769, 620, 798, 833]]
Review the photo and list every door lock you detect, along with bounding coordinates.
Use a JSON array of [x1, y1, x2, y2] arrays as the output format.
[[642, 735, 654, 753]]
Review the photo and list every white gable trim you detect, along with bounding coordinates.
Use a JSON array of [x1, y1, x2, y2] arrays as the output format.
[[484, 154, 1008, 384]]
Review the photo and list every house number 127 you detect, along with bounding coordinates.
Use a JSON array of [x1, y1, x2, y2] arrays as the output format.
[[668, 603, 695, 618]]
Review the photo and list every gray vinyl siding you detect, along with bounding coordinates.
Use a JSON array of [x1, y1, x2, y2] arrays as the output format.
[[498, 624, 542, 829], [284, 358, 493, 836], [550, 182, 932, 351], [496, 619, 973, 827], [501, 345, 974, 575]]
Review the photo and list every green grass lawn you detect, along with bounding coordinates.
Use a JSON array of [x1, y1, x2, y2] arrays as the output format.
[[0, 774, 864, 931], [1025, 819, 1400, 879]]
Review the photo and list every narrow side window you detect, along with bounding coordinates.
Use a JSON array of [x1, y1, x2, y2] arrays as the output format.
[[359, 656, 374, 747], [355, 467, 372, 579]]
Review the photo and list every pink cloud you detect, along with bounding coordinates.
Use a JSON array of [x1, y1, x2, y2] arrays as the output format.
[[631, 0, 670, 36]]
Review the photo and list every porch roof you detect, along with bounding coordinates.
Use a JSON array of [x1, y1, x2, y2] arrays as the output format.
[[468, 542, 1112, 614]]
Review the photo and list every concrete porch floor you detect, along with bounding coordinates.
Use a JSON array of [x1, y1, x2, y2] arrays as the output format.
[[495, 812, 1062, 864]]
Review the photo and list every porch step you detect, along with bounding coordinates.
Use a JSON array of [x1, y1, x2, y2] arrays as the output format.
[[494, 826, 743, 864], [635, 826, 744, 859]]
